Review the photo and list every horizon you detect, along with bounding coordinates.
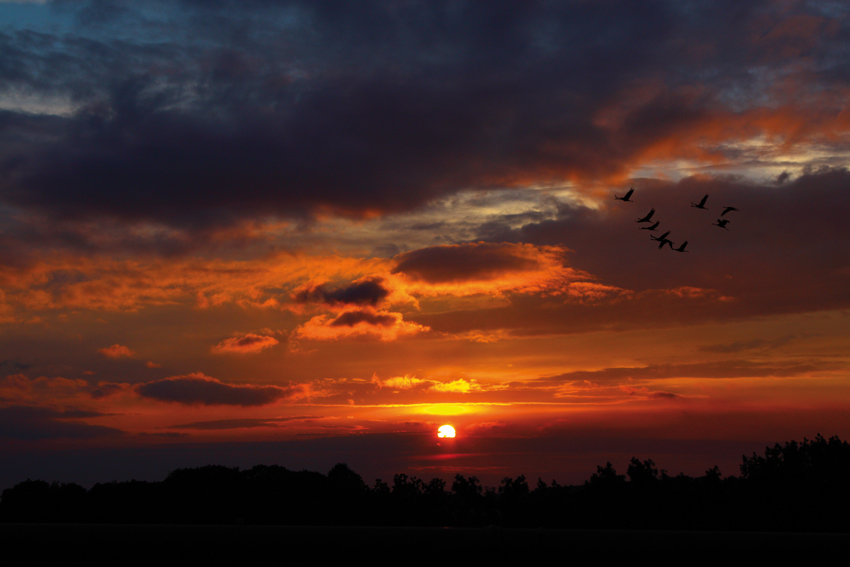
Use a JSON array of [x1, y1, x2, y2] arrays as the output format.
[[2, 1, 850, 494]]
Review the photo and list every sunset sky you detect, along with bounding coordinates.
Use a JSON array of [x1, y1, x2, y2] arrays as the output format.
[[2, 0, 850, 490]]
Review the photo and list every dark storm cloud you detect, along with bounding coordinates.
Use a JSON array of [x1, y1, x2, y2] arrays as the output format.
[[0, 405, 123, 440], [295, 278, 389, 307], [469, 168, 850, 320], [2, 0, 847, 234], [392, 242, 540, 283], [135, 374, 295, 406]]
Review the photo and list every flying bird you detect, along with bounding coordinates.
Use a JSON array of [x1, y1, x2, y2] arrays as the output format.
[[713, 219, 730, 230], [640, 221, 660, 231], [656, 236, 674, 249], [615, 188, 635, 201], [721, 206, 738, 216], [650, 231, 672, 248], [672, 241, 689, 252], [691, 194, 709, 209], [636, 208, 656, 223]]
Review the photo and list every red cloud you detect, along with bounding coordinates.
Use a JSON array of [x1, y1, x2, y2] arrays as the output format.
[[98, 344, 135, 359]]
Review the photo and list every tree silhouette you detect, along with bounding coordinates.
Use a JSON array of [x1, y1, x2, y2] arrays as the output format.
[[627, 458, 659, 484], [588, 462, 626, 487], [2, 435, 849, 531]]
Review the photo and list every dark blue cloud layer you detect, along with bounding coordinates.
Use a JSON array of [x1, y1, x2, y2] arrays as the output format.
[[0, 0, 847, 230]]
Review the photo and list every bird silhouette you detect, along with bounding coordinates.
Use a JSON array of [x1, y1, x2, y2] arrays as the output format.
[[650, 230, 672, 247], [640, 221, 660, 231], [672, 241, 689, 252], [656, 236, 674, 249], [615, 188, 634, 201], [691, 195, 709, 209], [720, 206, 738, 216], [712, 219, 730, 230], [636, 208, 655, 223]]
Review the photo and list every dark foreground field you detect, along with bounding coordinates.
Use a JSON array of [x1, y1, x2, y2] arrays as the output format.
[[2, 524, 849, 567]]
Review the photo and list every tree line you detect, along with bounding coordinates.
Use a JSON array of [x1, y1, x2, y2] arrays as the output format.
[[2, 435, 848, 531]]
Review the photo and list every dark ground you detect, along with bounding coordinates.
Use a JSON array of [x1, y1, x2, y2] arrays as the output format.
[[2, 524, 848, 567]]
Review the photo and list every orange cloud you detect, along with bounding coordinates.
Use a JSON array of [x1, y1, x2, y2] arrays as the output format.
[[211, 334, 279, 354], [0, 252, 393, 316], [293, 309, 429, 341], [391, 242, 590, 298], [374, 374, 428, 390], [429, 379, 481, 393], [98, 344, 135, 358]]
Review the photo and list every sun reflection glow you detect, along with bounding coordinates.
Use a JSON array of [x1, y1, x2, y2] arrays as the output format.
[[423, 404, 471, 416]]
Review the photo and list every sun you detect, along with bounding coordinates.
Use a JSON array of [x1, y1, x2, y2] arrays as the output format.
[[437, 424, 456, 438]]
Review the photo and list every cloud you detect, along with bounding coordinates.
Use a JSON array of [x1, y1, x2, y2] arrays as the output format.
[[294, 277, 390, 307], [0, 252, 391, 315], [391, 242, 591, 299], [330, 310, 396, 327], [210, 333, 279, 355], [393, 242, 542, 284], [98, 344, 135, 358], [466, 168, 850, 326], [429, 379, 481, 394], [0, 373, 31, 403], [2, 0, 849, 237], [648, 391, 680, 400], [169, 416, 321, 430], [0, 405, 123, 440], [699, 336, 799, 354], [373, 374, 428, 390], [0, 373, 131, 404], [135, 373, 298, 406], [293, 309, 429, 341], [540, 360, 829, 384]]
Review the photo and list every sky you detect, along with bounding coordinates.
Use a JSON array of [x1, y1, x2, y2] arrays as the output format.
[[2, 0, 850, 490]]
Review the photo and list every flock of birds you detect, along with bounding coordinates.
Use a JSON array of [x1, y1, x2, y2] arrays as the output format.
[[614, 188, 737, 252]]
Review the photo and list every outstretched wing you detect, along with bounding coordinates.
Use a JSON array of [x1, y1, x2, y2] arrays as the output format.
[[636, 208, 655, 222]]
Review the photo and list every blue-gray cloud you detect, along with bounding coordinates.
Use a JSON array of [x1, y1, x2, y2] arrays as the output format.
[[0, 0, 847, 236]]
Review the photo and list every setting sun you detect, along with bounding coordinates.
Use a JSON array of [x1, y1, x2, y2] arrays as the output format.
[[437, 425, 456, 438]]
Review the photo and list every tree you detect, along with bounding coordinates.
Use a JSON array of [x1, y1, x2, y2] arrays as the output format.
[[327, 463, 367, 493], [627, 458, 659, 484], [588, 462, 625, 487]]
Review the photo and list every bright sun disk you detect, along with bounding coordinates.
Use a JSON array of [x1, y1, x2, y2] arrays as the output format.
[[437, 424, 456, 438]]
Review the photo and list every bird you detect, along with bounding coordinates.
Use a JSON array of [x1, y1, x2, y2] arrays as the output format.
[[615, 188, 634, 201], [672, 241, 689, 252], [721, 206, 738, 216], [640, 221, 660, 231], [650, 230, 672, 245], [691, 194, 709, 209], [656, 236, 674, 249], [712, 219, 730, 230], [636, 208, 655, 223]]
